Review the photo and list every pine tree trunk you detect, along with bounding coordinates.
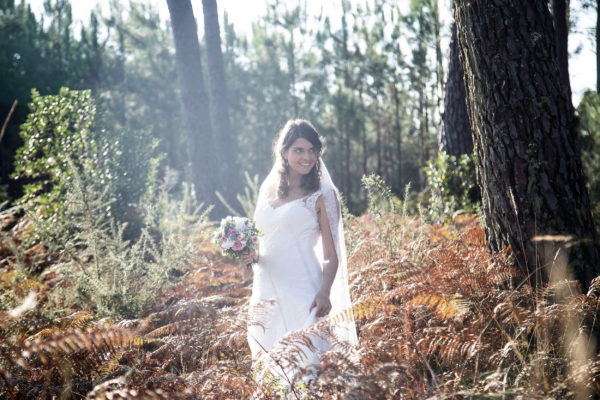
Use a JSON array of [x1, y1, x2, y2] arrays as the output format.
[[287, 28, 299, 117], [418, 80, 427, 189], [551, 0, 572, 99], [433, 0, 444, 109], [440, 21, 472, 157], [393, 82, 403, 191], [359, 88, 368, 178], [344, 117, 352, 198], [202, 0, 237, 196], [455, 0, 600, 290], [166, 0, 218, 204], [375, 106, 382, 177], [597, 0, 600, 93]]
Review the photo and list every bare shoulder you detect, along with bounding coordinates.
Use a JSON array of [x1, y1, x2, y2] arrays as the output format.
[[315, 193, 328, 217], [315, 191, 326, 206]]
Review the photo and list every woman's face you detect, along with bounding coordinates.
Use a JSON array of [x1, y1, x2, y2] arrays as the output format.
[[283, 137, 318, 177]]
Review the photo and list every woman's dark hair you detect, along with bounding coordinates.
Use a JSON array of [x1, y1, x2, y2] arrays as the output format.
[[275, 119, 323, 198]]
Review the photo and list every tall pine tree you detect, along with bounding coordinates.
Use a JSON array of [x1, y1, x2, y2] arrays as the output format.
[[455, 0, 599, 290]]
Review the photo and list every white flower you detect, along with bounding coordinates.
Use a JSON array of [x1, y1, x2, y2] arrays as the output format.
[[221, 239, 234, 250], [234, 217, 247, 230]]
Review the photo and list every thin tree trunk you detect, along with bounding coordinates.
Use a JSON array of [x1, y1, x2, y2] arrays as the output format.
[[288, 28, 298, 116], [418, 79, 426, 188], [359, 87, 368, 178], [89, 12, 101, 92], [375, 105, 382, 177], [166, 0, 218, 204], [344, 116, 351, 198], [393, 82, 403, 191], [597, 0, 600, 93], [551, 0, 572, 99], [202, 0, 237, 195], [432, 0, 444, 109], [337, 107, 347, 196], [341, 0, 351, 197], [455, 0, 599, 290], [440, 21, 472, 156], [361, 123, 367, 178]]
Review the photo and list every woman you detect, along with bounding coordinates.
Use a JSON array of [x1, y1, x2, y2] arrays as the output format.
[[242, 119, 357, 382]]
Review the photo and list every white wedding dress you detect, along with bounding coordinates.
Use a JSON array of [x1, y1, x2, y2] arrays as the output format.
[[247, 160, 357, 382]]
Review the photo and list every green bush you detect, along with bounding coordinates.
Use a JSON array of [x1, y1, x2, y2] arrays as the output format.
[[6, 87, 209, 319], [577, 91, 600, 226], [13, 87, 161, 230], [424, 151, 479, 219], [33, 160, 209, 319], [0, 185, 7, 204], [361, 174, 405, 257]]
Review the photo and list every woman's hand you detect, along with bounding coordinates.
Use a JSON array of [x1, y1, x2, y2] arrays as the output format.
[[310, 289, 332, 318], [240, 249, 257, 266]]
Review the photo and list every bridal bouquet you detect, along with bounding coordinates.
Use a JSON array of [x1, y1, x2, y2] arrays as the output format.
[[213, 216, 260, 267]]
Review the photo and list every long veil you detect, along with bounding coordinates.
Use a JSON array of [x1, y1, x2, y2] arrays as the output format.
[[254, 158, 358, 345]]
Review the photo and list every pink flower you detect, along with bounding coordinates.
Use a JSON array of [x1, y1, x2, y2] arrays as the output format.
[[232, 240, 244, 251], [252, 236, 259, 243], [228, 229, 238, 235]]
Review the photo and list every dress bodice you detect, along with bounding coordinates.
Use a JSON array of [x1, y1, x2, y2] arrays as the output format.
[[254, 190, 322, 246]]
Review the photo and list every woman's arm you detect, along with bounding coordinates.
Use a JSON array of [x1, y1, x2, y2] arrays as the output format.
[[310, 194, 339, 317]]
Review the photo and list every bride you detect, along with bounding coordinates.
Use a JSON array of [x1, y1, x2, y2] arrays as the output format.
[[241, 119, 357, 383]]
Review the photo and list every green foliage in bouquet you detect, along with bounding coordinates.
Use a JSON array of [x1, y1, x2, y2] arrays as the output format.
[[424, 150, 479, 219], [214, 216, 260, 264], [12, 87, 162, 228]]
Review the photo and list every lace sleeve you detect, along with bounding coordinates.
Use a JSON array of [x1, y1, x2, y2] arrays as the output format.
[[320, 186, 340, 247], [305, 190, 322, 211], [306, 187, 339, 243]]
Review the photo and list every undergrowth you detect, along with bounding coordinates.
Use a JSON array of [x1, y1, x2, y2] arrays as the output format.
[[0, 177, 598, 399]]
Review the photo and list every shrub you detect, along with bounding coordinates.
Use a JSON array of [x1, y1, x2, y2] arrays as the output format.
[[12, 87, 161, 230], [6, 87, 209, 319], [577, 90, 600, 227], [0, 184, 7, 204], [424, 150, 479, 219], [34, 160, 209, 319], [360, 174, 417, 259]]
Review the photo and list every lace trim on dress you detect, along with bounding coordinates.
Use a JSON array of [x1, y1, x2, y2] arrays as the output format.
[[305, 189, 322, 211], [301, 186, 340, 246], [321, 186, 340, 246]]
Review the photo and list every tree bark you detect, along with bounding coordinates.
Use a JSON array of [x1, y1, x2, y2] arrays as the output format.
[[432, 0, 444, 109], [202, 0, 237, 195], [375, 104, 382, 177], [417, 78, 427, 189], [440, 21, 472, 157], [455, 0, 599, 290], [551, 0, 572, 100], [166, 0, 218, 204], [392, 81, 403, 191], [597, 0, 600, 93]]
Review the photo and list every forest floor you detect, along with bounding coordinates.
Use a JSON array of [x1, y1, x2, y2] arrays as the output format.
[[1, 211, 599, 399]]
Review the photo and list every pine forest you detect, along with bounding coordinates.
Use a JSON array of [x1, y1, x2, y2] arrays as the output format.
[[1, 0, 600, 398]]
